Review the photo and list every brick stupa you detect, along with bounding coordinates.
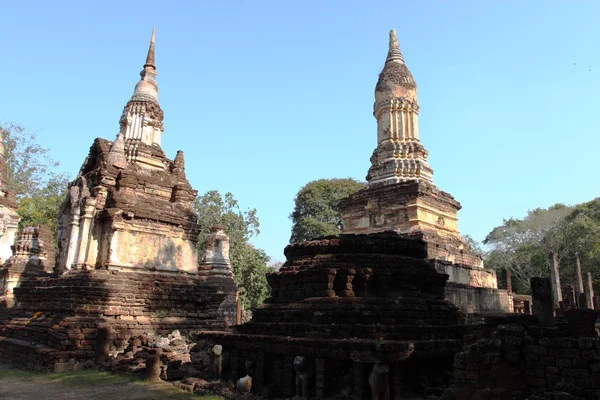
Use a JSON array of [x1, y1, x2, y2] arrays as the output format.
[[339, 30, 509, 314], [0, 29, 236, 372]]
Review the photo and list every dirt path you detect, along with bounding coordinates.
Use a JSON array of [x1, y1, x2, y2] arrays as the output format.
[[0, 366, 222, 400]]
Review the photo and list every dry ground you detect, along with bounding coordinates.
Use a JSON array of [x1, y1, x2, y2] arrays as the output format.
[[0, 365, 223, 400]]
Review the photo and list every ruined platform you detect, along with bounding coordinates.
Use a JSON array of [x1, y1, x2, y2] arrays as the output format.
[[0, 269, 235, 371], [196, 232, 466, 398]]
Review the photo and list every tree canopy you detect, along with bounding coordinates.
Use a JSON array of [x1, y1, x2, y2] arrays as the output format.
[[484, 201, 600, 294], [193, 190, 270, 309], [1, 123, 69, 236], [289, 178, 365, 243]]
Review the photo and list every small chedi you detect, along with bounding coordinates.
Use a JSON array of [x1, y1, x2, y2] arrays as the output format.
[[196, 233, 466, 398], [338, 30, 509, 314], [0, 226, 54, 307], [0, 133, 20, 264], [0, 28, 236, 372]]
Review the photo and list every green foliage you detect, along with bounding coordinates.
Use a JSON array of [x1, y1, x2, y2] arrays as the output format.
[[463, 234, 484, 257], [231, 243, 271, 309], [17, 174, 69, 234], [1, 123, 62, 198], [289, 178, 365, 243], [1, 122, 70, 247], [484, 201, 600, 294], [194, 190, 270, 308]]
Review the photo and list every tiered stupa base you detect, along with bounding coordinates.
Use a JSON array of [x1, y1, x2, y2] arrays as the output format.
[[339, 180, 511, 314], [196, 233, 466, 398]]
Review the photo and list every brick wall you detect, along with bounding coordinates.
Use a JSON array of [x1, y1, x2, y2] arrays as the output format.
[[443, 320, 600, 400], [0, 269, 235, 371]]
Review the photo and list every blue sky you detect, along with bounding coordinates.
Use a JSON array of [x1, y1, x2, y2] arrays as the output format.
[[1, 1, 599, 262]]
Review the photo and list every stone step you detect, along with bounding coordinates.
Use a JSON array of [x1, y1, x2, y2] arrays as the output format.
[[236, 321, 463, 341]]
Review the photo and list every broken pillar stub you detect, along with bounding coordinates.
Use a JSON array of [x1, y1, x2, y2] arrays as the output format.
[[566, 285, 576, 309], [523, 300, 531, 315], [531, 277, 555, 326]]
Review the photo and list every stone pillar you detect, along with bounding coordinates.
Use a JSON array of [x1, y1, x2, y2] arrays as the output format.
[[574, 253, 585, 299], [566, 285, 576, 309], [230, 349, 239, 381], [236, 294, 242, 325], [352, 361, 365, 397], [64, 206, 81, 270], [548, 252, 562, 309], [255, 351, 265, 392], [283, 355, 294, 397], [75, 197, 96, 268], [392, 364, 402, 400], [523, 300, 531, 315], [505, 269, 513, 293], [315, 358, 326, 398], [585, 272, 595, 309], [531, 277, 554, 326]]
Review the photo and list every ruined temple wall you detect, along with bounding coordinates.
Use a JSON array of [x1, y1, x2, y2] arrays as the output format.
[[443, 322, 600, 400], [445, 283, 511, 314], [0, 269, 236, 371]]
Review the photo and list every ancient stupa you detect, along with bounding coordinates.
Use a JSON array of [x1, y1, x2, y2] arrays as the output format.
[[339, 30, 510, 314], [195, 32, 492, 399], [56, 27, 200, 273], [0, 28, 236, 372]]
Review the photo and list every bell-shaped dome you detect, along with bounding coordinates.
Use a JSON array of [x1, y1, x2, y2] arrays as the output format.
[[132, 76, 158, 102], [375, 30, 417, 104]]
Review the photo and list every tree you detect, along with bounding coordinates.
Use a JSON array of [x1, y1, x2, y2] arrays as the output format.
[[1, 123, 64, 199], [194, 190, 270, 308], [231, 244, 271, 309], [1, 123, 70, 247], [289, 178, 365, 243], [463, 234, 484, 257], [483, 204, 576, 293], [17, 174, 69, 234]]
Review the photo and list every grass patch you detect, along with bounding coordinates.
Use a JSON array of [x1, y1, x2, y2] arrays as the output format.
[[0, 365, 223, 400]]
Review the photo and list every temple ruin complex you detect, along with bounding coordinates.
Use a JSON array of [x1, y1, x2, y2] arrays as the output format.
[[0, 25, 598, 400], [339, 30, 510, 314]]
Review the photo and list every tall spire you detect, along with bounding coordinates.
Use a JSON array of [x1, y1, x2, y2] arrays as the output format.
[[144, 26, 156, 69], [118, 27, 164, 152], [368, 29, 433, 186], [386, 29, 405, 64]]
